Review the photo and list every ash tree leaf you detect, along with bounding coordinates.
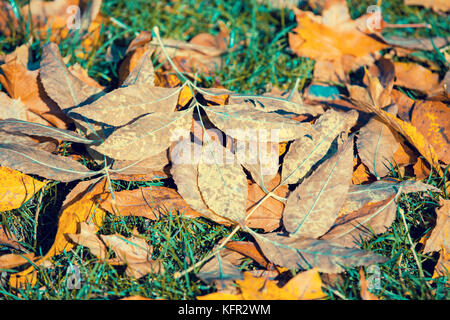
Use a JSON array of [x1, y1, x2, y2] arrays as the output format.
[[252, 231, 387, 273], [281, 109, 358, 185], [39, 43, 103, 112], [236, 141, 280, 189], [204, 103, 312, 142], [0, 118, 96, 144], [0, 143, 97, 182], [357, 106, 400, 178], [197, 139, 248, 224], [170, 139, 234, 226], [283, 136, 354, 238], [70, 85, 181, 127], [320, 195, 398, 248], [93, 108, 193, 161]]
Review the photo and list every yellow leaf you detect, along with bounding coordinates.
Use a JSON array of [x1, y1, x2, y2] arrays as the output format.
[[198, 268, 326, 300], [380, 111, 442, 176], [0, 166, 46, 211], [9, 178, 107, 289]]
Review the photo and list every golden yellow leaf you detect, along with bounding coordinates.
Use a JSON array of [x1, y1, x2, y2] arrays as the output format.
[[198, 268, 326, 300], [381, 111, 442, 176], [0, 166, 46, 211], [9, 178, 107, 289], [0, 253, 35, 269]]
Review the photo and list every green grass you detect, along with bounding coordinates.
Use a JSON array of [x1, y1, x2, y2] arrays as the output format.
[[0, 0, 449, 300]]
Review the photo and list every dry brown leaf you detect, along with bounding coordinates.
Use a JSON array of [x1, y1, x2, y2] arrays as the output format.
[[0, 142, 96, 182], [357, 107, 400, 178], [288, 0, 387, 82], [423, 198, 449, 254], [93, 108, 193, 161], [404, 0, 450, 13], [100, 234, 163, 279], [283, 136, 354, 238], [197, 140, 248, 224], [245, 174, 289, 232], [281, 109, 357, 185], [252, 231, 387, 273], [359, 268, 380, 300], [391, 89, 415, 122], [0, 46, 71, 129], [394, 62, 441, 94], [225, 241, 271, 269], [66, 222, 108, 259], [97, 186, 202, 220], [171, 140, 234, 226], [72, 85, 180, 127], [320, 195, 397, 248], [204, 103, 313, 142]]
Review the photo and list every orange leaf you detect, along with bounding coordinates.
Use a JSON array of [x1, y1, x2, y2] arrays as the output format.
[[411, 100, 450, 165], [289, 1, 387, 82]]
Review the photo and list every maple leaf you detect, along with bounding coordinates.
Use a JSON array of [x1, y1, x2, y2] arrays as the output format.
[[288, 0, 387, 82]]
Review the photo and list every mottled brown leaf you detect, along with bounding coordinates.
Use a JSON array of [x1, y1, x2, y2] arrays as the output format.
[[252, 231, 387, 273], [0, 143, 97, 182], [204, 103, 312, 142], [93, 108, 193, 161], [71, 85, 181, 127], [283, 136, 354, 238], [282, 109, 357, 185]]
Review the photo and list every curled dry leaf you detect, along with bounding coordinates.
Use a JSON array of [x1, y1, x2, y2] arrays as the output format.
[[283, 136, 354, 238], [100, 234, 163, 279], [0, 45, 71, 128], [0, 225, 25, 251], [198, 268, 326, 300], [0, 166, 46, 211], [281, 109, 358, 185], [66, 222, 108, 260]]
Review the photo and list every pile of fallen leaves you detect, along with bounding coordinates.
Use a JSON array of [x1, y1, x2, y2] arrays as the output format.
[[0, 0, 449, 300]]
